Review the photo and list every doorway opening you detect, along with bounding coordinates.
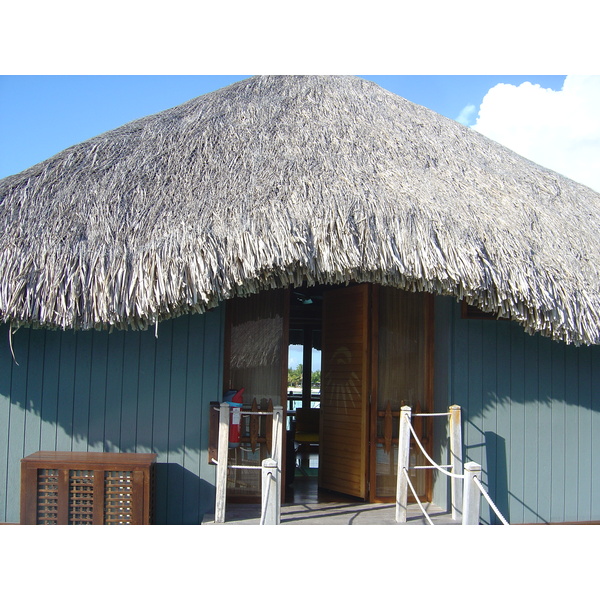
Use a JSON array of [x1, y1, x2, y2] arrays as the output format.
[[223, 283, 433, 506], [285, 283, 374, 504], [284, 283, 434, 505], [285, 285, 328, 503]]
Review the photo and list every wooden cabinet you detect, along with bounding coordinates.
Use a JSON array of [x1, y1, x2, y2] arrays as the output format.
[[20, 451, 157, 525]]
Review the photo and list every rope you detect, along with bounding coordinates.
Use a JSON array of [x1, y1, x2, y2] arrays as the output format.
[[211, 459, 265, 467], [212, 406, 282, 417], [404, 414, 464, 479], [473, 476, 510, 525], [402, 467, 434, 525], [401, 408, 508, 526]]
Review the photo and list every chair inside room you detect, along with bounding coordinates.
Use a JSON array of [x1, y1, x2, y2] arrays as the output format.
[[294, 407, 320, 454]]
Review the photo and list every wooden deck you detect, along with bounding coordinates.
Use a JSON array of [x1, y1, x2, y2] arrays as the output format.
[[202, 500, 458, 525], [203, 471, 458, 525], [204, 450, 460, 525]]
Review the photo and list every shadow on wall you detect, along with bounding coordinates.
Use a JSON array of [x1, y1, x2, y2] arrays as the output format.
[[446, 296, 600, 418], [435, 426, 549, 525], [0, 316, 221, 454], [445, 303, 600, 523], [483, 431, 509, 525], [154, 464, 216, 525]]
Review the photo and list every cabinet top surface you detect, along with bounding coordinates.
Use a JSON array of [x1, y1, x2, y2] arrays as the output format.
[[21, 451, 158, 467]]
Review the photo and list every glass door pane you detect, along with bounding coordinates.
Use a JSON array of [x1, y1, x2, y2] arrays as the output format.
[[373, 287, 432, 501], [225, 288, 287, 500]]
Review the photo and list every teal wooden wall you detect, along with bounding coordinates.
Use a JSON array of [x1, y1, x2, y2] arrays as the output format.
[[0, 307, 225, 524], [432, 296, 600, 524]]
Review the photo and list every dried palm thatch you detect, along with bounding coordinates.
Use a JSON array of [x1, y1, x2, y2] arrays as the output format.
[[1, 75, 599, 345]]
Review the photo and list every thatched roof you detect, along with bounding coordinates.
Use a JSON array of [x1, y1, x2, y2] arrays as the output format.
[[1, 75, 599, 344]]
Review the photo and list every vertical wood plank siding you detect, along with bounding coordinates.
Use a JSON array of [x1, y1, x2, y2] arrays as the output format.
[[433, 296, 600, 524], [0, 308, 225, 524]]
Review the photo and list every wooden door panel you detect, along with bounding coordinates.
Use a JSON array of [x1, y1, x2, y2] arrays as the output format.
[[319, 284, 370, 499]]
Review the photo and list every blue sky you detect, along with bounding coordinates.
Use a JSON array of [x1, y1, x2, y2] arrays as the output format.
[[2, 74, 598, 192], [0, 75, 568, 180]]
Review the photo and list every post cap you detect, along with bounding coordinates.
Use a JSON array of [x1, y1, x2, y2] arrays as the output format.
[[463, 461, 482, 472]]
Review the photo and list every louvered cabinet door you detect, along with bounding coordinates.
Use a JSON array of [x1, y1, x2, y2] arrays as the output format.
[[20, 452, 156, 525]]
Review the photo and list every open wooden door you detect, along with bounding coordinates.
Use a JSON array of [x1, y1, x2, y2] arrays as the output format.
[[319, 284, 371, 499]]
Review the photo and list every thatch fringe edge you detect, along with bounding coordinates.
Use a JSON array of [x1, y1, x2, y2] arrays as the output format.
[[1, 234, 598, 346]]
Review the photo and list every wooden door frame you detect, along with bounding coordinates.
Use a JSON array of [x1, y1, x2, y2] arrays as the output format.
[[280, 288, 290, 503], [368, 284, 380, 503]]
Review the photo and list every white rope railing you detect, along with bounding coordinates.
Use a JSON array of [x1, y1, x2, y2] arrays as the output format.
[[472, 475, 510, 525], [397, 405, 509, 525], [404, 415, 465, 480], [402, 467, 434, 525], [214, 402, 283, 524], [396, 408, 463, 524]]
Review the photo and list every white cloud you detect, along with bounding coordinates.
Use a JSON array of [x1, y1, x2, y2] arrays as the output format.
[[456, 104, 476, 126], [472, 76, 600, 193]]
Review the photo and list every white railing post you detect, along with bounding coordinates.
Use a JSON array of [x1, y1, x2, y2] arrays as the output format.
[[395, 405, 412, 523], [449, 405, 463, 520], [261, 458, 280, 525], [215, 402, 230, 524], [271, 405, 283, 475], [271, 404, 284, 517], [462, 461, 482, 525]]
